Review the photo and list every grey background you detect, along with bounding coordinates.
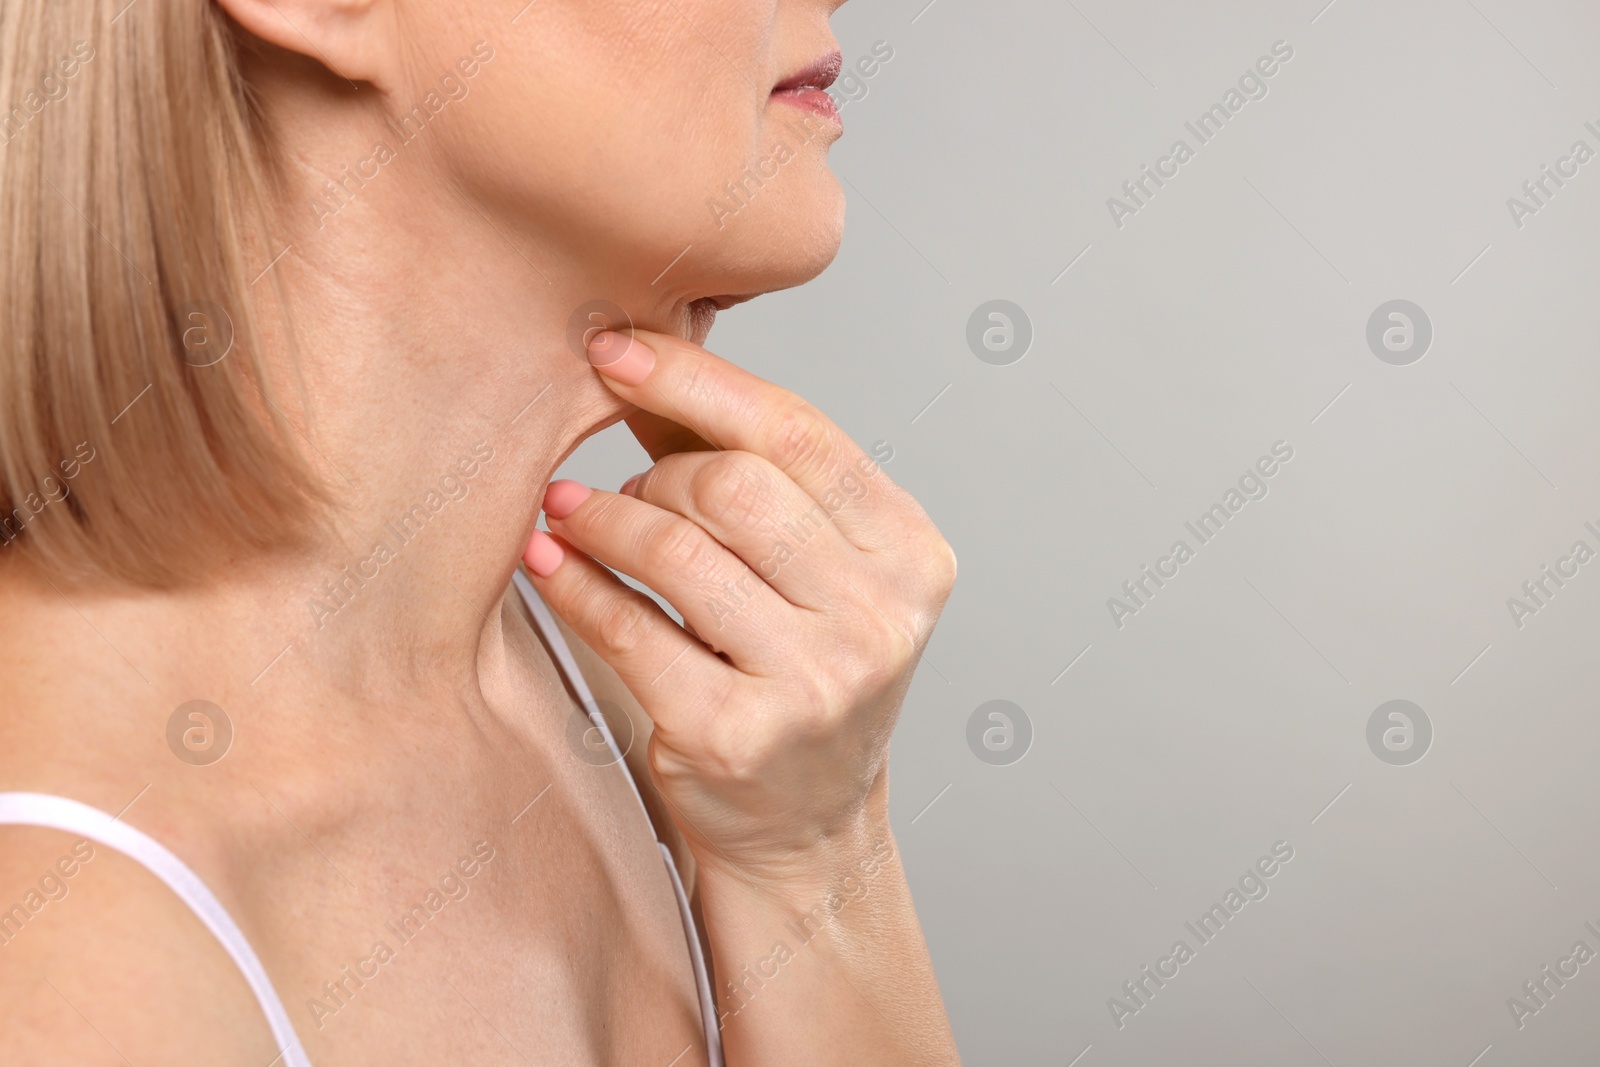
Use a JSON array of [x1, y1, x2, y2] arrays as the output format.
[[556, 1, 1600, 1063]]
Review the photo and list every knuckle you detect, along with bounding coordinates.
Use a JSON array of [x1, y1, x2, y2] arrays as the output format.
[[922, 534, 959, 591], [764, 396, 834, 475], [703, 718, 777, 783], [798, 688, 853, 738], [700, 676, 844, 780], [689, 457, 768, 533], [853, 618, 912, 686], [646, 516, 718, 582], [895, 518, 957, 594], [794, 662, 842, 711], [815, 615, 901, 703], [592, 594, 655, 658]]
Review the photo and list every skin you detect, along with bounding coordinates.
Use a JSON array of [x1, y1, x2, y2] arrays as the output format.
[[0, 0, 960, 1064]]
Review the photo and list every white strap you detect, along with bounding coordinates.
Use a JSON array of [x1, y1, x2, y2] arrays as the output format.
[[513, 570, 724, 1066], [513, 569, 648, 815], [0, 791, 312, 1067], [0, 575, 724, 1067], [659, 840, 725, 1067]]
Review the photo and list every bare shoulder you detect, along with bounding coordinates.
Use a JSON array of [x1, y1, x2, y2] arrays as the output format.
[[0, 824, 282, 1066]]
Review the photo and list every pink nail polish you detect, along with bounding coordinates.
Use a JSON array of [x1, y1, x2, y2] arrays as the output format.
[[587, 330, 656, 385], [542, 479, 592, 519], [524, 530, 564, 577]]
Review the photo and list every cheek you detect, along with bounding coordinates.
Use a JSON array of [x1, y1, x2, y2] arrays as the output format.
[[415, 0, 835, 292], [435, 9, 767, 261]]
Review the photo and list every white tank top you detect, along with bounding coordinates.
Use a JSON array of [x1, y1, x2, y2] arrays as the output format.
[[0, 573, 724, 1067]]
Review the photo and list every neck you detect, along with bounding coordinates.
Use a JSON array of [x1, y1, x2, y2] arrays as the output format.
[[0, 99, 705, 748]]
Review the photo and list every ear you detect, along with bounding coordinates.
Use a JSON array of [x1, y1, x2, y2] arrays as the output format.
[[212, 0, 398, 89]]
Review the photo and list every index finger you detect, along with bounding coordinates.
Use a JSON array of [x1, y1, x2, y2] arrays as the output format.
[[623, 408, 719, 464], [586, 327, 909, 551]]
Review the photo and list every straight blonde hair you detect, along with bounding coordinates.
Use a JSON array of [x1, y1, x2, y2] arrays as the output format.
[[0, 0, 324, 588]]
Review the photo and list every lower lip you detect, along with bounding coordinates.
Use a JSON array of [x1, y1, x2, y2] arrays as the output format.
[[770, 87, 841, 125]]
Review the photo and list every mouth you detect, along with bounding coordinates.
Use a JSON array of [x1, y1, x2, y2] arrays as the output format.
[[770, 50, 843, 124]]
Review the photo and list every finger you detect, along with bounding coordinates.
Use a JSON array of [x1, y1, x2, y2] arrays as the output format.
[[521, 530, 730, 729], [623, 409, 717, 463], [585, 327, 912, 552], [541, 482, 803, 674], [621, 450, 853, 612]]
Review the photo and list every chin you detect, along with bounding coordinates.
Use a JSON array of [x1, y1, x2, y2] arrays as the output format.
[[701, 186, 845, 294], [774, 175, 848, 281], [682, 237, 841, 345], [662, 170, 846, 344]]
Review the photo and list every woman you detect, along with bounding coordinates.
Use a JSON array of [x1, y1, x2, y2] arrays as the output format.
[[0, 0, 961, 1064]]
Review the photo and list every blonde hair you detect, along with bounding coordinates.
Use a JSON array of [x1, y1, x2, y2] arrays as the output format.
[[0, 0, 323, 588]]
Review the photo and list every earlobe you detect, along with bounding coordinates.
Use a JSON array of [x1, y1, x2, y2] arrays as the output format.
[[212, 0, 397, 89]]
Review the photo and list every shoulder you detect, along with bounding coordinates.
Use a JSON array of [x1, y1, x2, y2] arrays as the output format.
[[0, 822, 284, 1066]]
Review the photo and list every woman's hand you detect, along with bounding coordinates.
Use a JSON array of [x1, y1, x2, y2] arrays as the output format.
[[522, 327, 956, 889]]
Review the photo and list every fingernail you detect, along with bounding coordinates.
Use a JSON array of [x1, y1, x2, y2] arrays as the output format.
[[587, 330, 655, 385], [618, 472, 644, 497], [524, 529, 564, 577], [542, 479, 592, 520]]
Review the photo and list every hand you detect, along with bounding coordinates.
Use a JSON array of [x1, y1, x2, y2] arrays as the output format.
[[522, 328, 957, 888]]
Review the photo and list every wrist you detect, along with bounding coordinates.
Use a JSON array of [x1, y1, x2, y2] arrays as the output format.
[[695, 801, 899, 917]]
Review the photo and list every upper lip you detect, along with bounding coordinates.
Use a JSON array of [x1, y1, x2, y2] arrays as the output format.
[[773, 50, 843, 93]]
